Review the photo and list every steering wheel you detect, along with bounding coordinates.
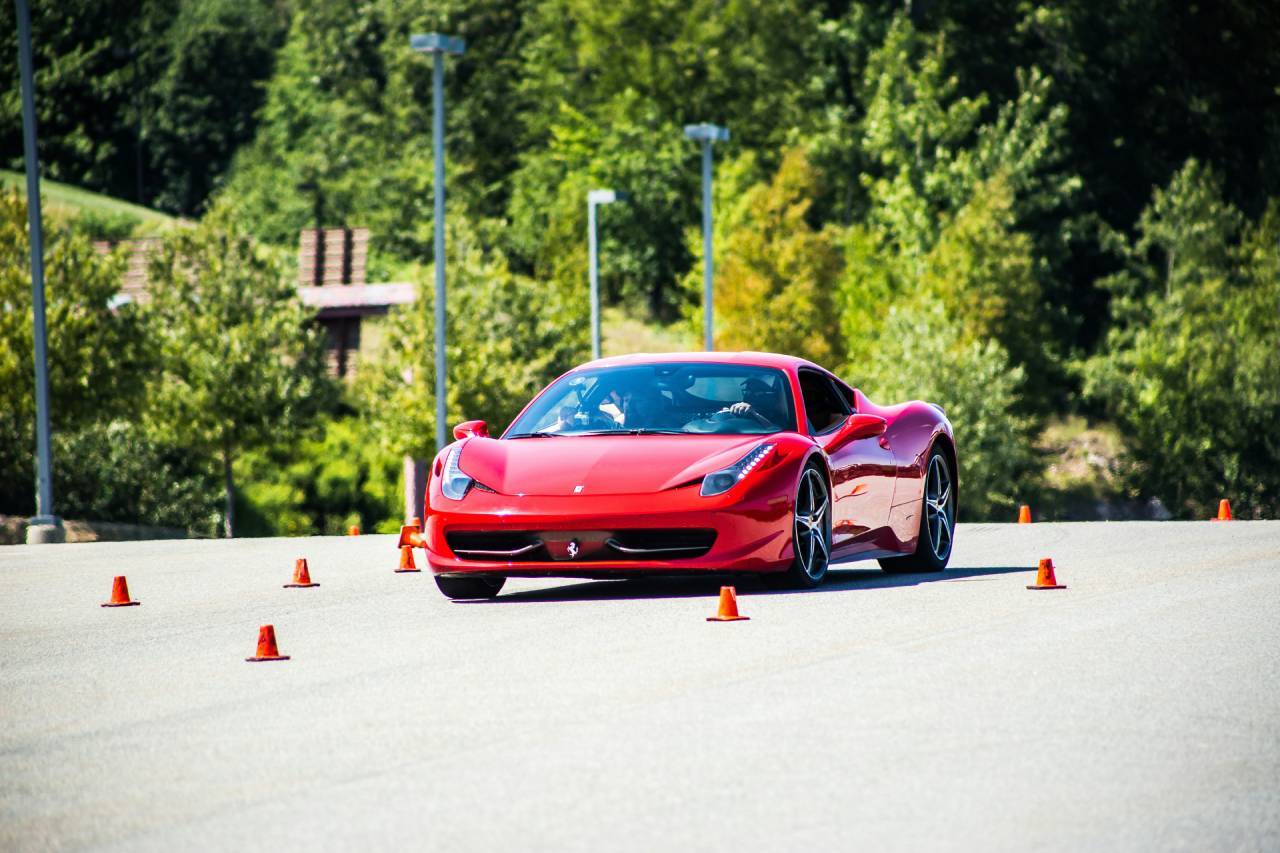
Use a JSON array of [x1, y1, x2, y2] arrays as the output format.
[[583, 411, 619, 430], [684, 409, 748, 434]]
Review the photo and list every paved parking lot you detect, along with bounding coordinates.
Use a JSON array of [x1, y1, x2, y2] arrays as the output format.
[[2, 521, 1277, 850]]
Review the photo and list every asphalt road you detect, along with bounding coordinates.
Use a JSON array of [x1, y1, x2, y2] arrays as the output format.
[[1, 521, 1277, 851]]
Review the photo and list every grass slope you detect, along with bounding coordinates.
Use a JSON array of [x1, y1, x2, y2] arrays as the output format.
[[0, 170, 177, 233], [601, 305, 696, 356]]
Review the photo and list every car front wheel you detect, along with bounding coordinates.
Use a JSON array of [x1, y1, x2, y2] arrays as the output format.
[[765, 463, 832, 589]]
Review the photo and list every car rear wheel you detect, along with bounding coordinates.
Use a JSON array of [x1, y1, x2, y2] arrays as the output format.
[[765, 464, 832, 589], [879, 446, 955, 573], [434, 575, 506, 600]]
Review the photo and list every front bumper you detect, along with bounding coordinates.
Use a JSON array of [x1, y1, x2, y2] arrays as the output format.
[[423, 472, 796, 578]]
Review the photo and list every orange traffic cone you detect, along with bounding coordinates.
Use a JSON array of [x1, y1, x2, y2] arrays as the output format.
[[707, 586, 750, 621], [101, 575, 140, 607], [1018, 505, 1032, 524], [1214, 499, 1232, 521], [246, 624, 290, 662], [395, 546, 420, 573], [283, 557, 319, 588], [397, 523, 423, 549], [408, 516, 422, 529], [347, 523, 361, 536], [1027, 557, 1066, 590]]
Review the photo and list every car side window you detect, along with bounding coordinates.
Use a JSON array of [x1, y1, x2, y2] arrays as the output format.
[[799, 370, 850, 435], [833, 379, 856, 412]]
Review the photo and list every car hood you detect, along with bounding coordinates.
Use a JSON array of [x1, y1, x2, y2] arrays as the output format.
[[457, 434, 769, 496]]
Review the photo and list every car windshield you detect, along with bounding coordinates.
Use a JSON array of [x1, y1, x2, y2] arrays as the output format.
[[506, 363, 797, 437]]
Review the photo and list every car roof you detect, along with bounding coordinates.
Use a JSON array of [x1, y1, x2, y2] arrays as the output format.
[[574, 351, 824, 373]]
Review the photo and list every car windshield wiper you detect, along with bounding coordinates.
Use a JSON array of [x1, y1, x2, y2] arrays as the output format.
[[509, 428, 689, 438], [562, 428, 689, 436]]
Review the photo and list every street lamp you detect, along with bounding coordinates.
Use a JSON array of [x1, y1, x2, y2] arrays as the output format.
[[410, 32, 465, 457], [587, 189, 627, 360], [15, 0, 62, 544], [683, 122, 729, 351]]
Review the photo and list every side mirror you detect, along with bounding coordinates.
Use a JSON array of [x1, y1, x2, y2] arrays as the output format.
[[453, 419, 489, 440], [826, 413, 887, 453]]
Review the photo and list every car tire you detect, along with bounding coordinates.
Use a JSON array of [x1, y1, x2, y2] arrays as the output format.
[[434, 575, 506, 600], [765, 462, 832, 589], [879, 446, 955, 573]]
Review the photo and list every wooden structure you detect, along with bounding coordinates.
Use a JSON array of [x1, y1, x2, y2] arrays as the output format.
[[298, 227, 369, 286], [98, 227, 415, 380]]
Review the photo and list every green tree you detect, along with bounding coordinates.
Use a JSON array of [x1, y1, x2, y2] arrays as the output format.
[[218, 0, 537, 255], [144, 0, 289, 214], [0, 189, 149, 515], [506, 96, 700, 320], [693, 147, 843, 364], [0, 0, 284, 215], [235, 416, 403, 537], [360, 226, 587, 459], [917, 174, 1055, 403], [1082, 160, 1280, 517], [144, 215, 334, 536], [839, 22, 1076, 406], [0, 0, 167, 198]]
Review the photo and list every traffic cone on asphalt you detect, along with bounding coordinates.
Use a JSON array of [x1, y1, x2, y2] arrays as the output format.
[[347, 524, 361, 536], [1018, 505, 1032, 524], [245, 624, 290, 662], [283, 558, 319, 588], [707, 586, 749, 622], [1026, 558, 1066, 590], [395, 546, 420, 573], [398, 523, 423, 549], [101, 575, 140, 607], [1214, 499, 1233, 521]]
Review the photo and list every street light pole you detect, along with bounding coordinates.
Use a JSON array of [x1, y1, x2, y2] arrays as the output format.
[[410, 32, 465, 456], [683, 123, 729, 351], [587, 189, 626, 360], [15, 0, 63, 544]]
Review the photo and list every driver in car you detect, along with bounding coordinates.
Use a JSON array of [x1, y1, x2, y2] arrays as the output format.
[[717, 377, 786, 430]]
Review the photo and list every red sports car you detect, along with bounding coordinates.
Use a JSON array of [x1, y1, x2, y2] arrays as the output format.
[[418, 352, 956, 599]]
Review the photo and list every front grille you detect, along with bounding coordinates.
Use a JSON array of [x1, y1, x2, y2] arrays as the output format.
[[607, 529, 716, 554], [444, 528, 716, 562], [445, 531, 546, 560]]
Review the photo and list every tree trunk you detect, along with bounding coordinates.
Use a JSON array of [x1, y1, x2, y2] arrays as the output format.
[[222, 447, 236, 539]]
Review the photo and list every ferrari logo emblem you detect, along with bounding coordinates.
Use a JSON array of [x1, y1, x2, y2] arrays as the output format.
[[567, 540, 580, 559]]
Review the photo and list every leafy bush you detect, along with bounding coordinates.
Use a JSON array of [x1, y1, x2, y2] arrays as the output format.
[[234, 417, 402, 537], [0, 189, 150, 515], [1083, 161, 1280, 518], [53, 420, 222, 536]]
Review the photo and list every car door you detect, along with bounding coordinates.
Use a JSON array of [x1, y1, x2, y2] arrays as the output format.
[[799, 369, 895, 554]]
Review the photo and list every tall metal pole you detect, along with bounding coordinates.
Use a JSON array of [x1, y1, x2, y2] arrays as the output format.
[[15, 0, 61, 542], [700, 140, 714, 351], [684, 123, 727, 352], [431, 50, 447, 454], [588, 199, 600, 360]]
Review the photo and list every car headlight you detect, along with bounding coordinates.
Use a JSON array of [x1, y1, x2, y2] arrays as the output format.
[[440, 445, 473, 500], [700, 442, 775, 497]]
